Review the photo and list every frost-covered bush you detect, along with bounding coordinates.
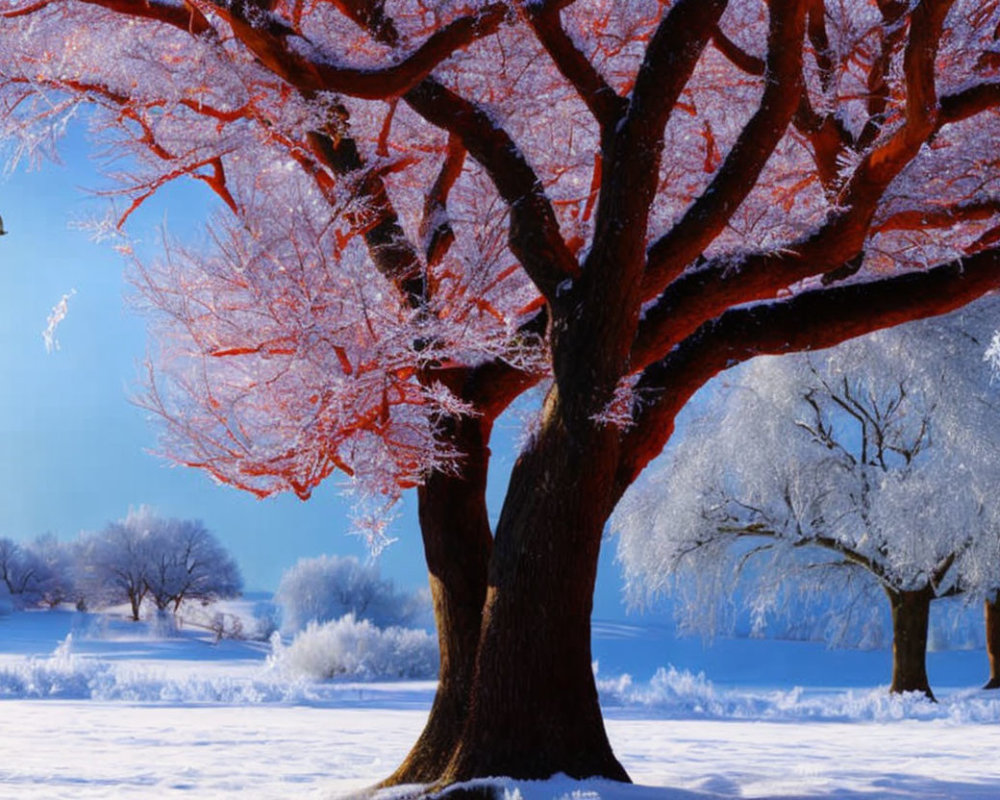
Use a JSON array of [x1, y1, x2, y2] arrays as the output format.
[[268, 614, 438, 680], [274, 554, 429, 634]]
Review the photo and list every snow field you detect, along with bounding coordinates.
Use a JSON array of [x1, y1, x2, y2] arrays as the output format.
[[4, 609, 1000, 798], [3, 702, 1000, 799]]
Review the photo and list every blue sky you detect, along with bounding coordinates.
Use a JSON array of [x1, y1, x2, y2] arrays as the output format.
[[0, 121, 631, 615]]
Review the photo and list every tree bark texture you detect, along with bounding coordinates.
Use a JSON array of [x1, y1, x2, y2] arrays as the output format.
[[383, 415, 494, 786], [983, 596, 1000, 690], [438, 389, 630, 785], [887, 586, 935, 700]]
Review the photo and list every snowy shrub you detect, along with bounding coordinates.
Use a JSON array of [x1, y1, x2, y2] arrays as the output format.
[[268, 614, 438, 680], [274, 554, 429, 634]]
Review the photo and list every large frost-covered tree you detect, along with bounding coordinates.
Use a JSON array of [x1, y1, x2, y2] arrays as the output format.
[[6, 0, 1000, 787], [615, 299, 1000, 700]]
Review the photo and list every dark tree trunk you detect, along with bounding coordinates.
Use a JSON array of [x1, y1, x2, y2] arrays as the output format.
[[887, 586, 935, 700], [983, 595, 1000, 689], [382, 415, 494, 786], [438, 390, 629, 786]]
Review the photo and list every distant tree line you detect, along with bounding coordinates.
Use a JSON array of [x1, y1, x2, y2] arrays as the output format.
[[0, 508, 242, 620]]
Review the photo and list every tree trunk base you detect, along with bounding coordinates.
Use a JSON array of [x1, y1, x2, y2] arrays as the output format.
[[378, 689, 465, 787], [888, 587, 935, 702]]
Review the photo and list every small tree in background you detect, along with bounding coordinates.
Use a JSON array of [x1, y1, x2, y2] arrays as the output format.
[[78, 507, 242, 621], [275, 554, 429, 634], [78, 513, 153, 621], [27, 534, 79, 608], [615, 299, 1000, 700], [0, 537, 49, 609], [142, 514, 243, 614]]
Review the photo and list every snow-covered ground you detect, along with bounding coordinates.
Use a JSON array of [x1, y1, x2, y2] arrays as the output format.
[[2, 607, 1000, 799]]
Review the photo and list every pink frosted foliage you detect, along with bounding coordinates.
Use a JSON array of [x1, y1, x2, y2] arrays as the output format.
[[3, 0, 1000, 552]]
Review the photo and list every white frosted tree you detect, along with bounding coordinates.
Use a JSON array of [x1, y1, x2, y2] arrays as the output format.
[[78, 507, 241, 620], [7, 0, 1000, 785], [77, 516, 152, 621], [616, 297, 1000, 699], [141, 512, 243, 615], [0, 537, 50, 608]]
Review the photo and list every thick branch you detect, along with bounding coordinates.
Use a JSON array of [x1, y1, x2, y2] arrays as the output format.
[[214, 2, 507, 99], [643, 0, 807, 297], [619, 246, 1000, 489], [939, 82, 1000, 126], [526, 5, 626, 133], [576, 0, 727, 320], [404, 78, 579, 303], [875, 199, 1000, 235]]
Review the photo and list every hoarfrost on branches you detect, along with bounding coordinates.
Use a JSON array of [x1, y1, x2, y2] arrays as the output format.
[[614, 296, 1000, 646], [5, 0, 1000, 536]]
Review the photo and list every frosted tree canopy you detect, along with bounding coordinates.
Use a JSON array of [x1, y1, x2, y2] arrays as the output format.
[[614, 296, 1000, 642], [4, 1, 1000, 541]]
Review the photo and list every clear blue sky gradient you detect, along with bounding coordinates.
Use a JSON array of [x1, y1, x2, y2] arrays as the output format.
[[0, 122, 632, 615]]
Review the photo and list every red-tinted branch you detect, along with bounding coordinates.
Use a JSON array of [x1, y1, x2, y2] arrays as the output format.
[[2, 1, 55, 17], [939, 82, 1000, 126], [619, 246, 1000, 489], [79, 0, 214, 34], [577, 0, 726, 312], [304, 125, 426, 304], [643, 0, 807, 298], [864, 0, 954, 183], [806, 0, 835, 94], [633, 212, 873, 370], [624, 0, 728, 149], [856, 1, 909, 150], [874, 199, 1000, 234], [216, 1, 507, 99], [711, 24, 764, 75], [328, 0, 399, 46], [634, 2, 980, 369]]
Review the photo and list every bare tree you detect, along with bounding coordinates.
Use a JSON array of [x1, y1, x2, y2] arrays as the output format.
[[77, 522, 150, 622], [77, 508, 241, 620]]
